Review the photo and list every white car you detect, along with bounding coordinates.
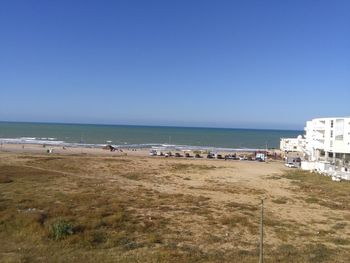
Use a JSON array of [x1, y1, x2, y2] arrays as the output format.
[[285, 163, 297, 168], [149, 150, 157, 156]]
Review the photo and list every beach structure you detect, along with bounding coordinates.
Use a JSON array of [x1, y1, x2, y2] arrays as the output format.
[[281, 116, 350, 180], [280, 136, 305, 152]]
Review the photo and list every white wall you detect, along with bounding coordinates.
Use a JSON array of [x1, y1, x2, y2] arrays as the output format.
[[280, 136, 304, 152], [304, 117, 350, 157]]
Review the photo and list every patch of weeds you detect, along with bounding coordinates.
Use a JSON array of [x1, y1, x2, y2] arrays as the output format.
[[0, 175, 13, 183], [274, 244, 299, 258], [317, 229, 335, 237], [284, 170, 311, 181], [31, 211, 47, 226], [86, 230, 107, 245], [206, 234, 223, 244], [170, 163, 216, 172], [101, 210, 130, 229], [332, 222, 347, 230], [225, 201, 258, 212], [271, 197, 289, 204], [306, 243, 334, 263], [305, 197, 320, 204], [114, 236, 141, 250], [284, 170, 350, 210], [50, 219, 75, 240], [330, 237, 350, 245], [266, 175, 282, 180], [303, 197, 343, 210], [264, 216, 285, 227], [147, 232, 162, 244], [273, 243, 335, 263], [120, 172, 143, 180], [220, 214, 256, 232], [318, 200, 344, 210]]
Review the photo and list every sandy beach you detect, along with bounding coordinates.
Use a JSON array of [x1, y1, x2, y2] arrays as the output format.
[[0, 143, 149, 156], [0, 142, 283, 159]]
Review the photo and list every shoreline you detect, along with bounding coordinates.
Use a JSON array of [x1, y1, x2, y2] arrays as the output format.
[[0, 142, 283, 160], [0, 137, 278, 153]]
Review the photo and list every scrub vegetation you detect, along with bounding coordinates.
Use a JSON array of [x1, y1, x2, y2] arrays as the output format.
[[0, 153, 350, 262]]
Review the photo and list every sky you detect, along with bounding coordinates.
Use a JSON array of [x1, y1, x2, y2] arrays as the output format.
[[0, 0, 349, 130]]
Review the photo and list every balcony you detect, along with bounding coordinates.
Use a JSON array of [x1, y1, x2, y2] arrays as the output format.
[[314, 126, 326, 131], [314, 131, 325, 141]]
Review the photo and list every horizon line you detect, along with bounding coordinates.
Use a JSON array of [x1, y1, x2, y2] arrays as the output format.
[[0, 120, 303, 132]]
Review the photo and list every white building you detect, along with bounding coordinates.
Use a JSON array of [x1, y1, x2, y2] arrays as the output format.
[[280, 116, 350, 180], [280, 136, 305, 152], [304, 117, 350, 164]]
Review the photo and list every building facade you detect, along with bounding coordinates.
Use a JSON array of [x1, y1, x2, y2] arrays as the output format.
[[280, 117, 350, 179], [280, 136, 305, 152], [304, 117, 350, 165]]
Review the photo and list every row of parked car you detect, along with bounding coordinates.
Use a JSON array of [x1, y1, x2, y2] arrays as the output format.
[[149, 150, 265, 161]]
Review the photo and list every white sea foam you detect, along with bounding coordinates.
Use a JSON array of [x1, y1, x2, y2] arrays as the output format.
[[0, 137, 266, 152], [151, 144, 264, 152], [0, 137, 65, 145]]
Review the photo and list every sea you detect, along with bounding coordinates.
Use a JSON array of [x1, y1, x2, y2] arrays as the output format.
[[0, 122, 302, 151]]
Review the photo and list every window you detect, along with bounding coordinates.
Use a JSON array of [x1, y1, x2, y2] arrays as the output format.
[[335, 135, 343, 141], [330, 130, 333, 138], [331, 120, 334, 128]]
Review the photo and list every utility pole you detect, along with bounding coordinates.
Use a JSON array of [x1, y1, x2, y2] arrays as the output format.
[[259, 199, 264, 263]]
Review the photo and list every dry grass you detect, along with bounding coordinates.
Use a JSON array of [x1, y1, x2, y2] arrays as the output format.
[[0, 153, 350, 262], [271, 197, 289, 204], [284, 170, 350, 210]]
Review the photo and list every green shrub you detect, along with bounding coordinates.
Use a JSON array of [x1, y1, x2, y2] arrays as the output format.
[[50, 219, 74, 240]]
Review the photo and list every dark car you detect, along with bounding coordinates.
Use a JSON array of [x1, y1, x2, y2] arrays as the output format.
[[216, 154, 223, 159], [207, 153, 215, 159]]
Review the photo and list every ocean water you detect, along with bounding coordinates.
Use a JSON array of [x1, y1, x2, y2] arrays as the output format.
[[0, 122, 302, 150]]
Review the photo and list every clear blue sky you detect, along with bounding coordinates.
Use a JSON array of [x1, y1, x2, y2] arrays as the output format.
[[1, 0, 349, 130]]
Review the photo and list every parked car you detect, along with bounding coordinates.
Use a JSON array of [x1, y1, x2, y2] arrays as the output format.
[[175, 152, 183, 157], [149, 150, 157, 156], [285, 162, 297, 168], [185, 153, 192, 158], [216, 154, 223, 159], [225, 154, 238, 160], [195, 153, 202, 158], [225, 155, 233, 160], [207, 153, 215, 159]]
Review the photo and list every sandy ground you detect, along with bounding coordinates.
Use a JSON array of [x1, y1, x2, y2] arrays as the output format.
[[0, 143, 283, 157], [1, 145, 350, 262], [0, 143, 148, 156], [0, 143, 347, 230]]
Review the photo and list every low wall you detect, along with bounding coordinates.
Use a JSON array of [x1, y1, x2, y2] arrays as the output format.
[[301, 161, 315, 171]]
